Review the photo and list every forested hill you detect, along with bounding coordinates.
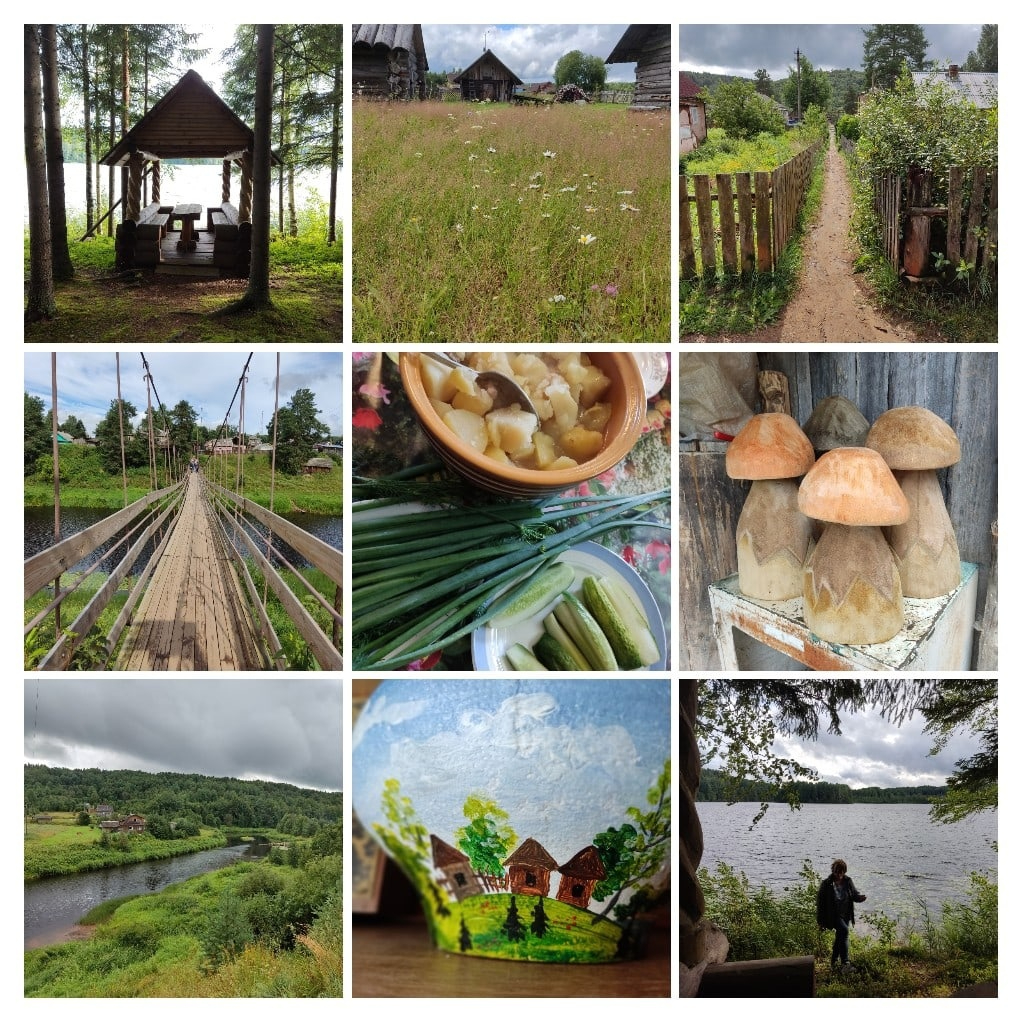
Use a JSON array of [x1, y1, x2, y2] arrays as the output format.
[[698, 768, 944, 805], [25, 763, 342, 831], [682, 68, 866, 119]]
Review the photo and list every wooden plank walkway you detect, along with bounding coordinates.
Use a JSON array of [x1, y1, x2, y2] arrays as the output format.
[[115, 475, 265, 671]]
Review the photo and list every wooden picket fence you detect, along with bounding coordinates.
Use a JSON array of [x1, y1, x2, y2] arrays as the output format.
[[679, 141, 822, 278], [869, 165, 998, 276]]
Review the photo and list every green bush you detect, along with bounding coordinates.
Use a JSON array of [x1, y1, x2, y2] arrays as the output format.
[[836, 114, 860, 143]]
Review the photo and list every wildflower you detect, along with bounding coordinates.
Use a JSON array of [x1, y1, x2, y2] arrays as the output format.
[[579, 233, 597, 245], [558, 186, 577, 193], [543, 150, 556, 158], [620, 203, 640, 212], [616, 190, 634, 195], [353, 407, 383, 430], [549, 294, 567, 303], [487, 146, 496, 153], [472, 204, 480, 211], [604, 283, 618, 296], [455, 223, 464, 233], [414, 152, 423, 158], [468, 154, 478, 161], [540, 212, 552, 218], [529, 183, 541, 189], [530, 171, 543, 180], [584, 205, 598, 213], [359, 382, 391, 403]]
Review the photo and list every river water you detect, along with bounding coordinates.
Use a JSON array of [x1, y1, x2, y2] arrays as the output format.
[[698, 802, 997, 925], [25, 838, 269, 948], [25, 505, 342, 569]]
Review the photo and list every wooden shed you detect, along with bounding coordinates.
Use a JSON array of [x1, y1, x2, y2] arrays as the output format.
[[679, 71, 707, 153], [679, 352, 998, 671], [353, 24, 428, 100], [453, 49, 523, 103], [99, 69, 279, 276], [556, 845, 606, 908], [504, 837, 557, 897], [607, 25, 671, 110], [431, 834, 484, 900]]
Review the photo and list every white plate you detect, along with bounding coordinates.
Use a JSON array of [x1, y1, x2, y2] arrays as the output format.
[[471, 541, 667, 671]]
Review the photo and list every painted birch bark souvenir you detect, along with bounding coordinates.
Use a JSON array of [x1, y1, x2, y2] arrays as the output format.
[[352, 678, 671, 963]]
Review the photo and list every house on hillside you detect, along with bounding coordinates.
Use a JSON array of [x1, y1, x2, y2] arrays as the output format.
[[431, 834, 484, 901], [504, 837, 557, 897], [93, 804, 114, 817], [607, 25, 671, 109], [303, 457, 335, 475], [910, 65, 997, 109], [679, 71, 707, 153], [556, 845, 607, 908], [353, 24, 429, 100], [101, 814, 147, 833], [453, 49, 523, 102]]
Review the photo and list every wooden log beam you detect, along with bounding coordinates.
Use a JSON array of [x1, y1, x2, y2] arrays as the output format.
[[697, 955, 816, 998]]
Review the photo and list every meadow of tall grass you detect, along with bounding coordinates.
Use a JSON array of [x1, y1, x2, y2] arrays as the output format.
[[353, 100, 670, 342]]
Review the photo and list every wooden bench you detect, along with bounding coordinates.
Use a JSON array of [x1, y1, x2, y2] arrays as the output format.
[[114, 202, 169, 268], [209, 202, 251, 276]]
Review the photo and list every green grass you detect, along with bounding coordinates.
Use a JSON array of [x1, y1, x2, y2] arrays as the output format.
[[24, 816, 227, 881], [697, 860, 998, 998], [25, 855, 342, 997], [353, 101, 670, 341]]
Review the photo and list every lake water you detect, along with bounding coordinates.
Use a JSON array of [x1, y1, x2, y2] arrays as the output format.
[[32, 162, 335, 225], [698, 802, 997, 924], [25, 838, 269, 948]]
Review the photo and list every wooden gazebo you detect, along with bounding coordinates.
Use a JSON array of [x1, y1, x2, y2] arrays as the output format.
[[100, 69, 279, 276]]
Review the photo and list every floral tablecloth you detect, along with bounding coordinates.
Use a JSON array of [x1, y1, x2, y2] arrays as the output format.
[[352, 352, 672, 670]]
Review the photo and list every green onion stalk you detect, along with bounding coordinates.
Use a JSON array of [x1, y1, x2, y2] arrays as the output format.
[[351, 481, 669, 670]]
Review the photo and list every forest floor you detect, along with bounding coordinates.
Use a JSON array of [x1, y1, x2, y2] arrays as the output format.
[[691, 135, 920, 343], [24, 245, 342, 344]]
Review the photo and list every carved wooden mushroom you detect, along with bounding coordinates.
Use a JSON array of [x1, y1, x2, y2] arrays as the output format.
[[726, 413, 816, 600], [798, 447, 910, 645], [802, 395, 870, 454], [866, 406, 962, 598]]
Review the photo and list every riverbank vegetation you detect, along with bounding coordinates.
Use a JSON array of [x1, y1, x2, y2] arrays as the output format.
[[698, 768, 945, 804], [25, 827, 342, 997], [700, 860, 997, 997]]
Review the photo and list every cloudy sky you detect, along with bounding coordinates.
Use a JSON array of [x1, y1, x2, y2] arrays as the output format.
[[422, 24, 637, 82], [703, 682, 989, 790], [353, 679, 670, 883], [679, 24, 988, 78], [24, 351, 342, 438], [24, 678, 342, 792]]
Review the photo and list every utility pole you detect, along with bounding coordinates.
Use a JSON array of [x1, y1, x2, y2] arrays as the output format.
[[795, 47, 802, 120]]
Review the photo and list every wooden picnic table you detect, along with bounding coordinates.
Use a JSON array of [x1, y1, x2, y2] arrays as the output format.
[[173, 203, 202, 251]]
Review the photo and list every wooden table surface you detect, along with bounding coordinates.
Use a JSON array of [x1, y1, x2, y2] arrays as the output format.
[[351, 917, 671, 998]]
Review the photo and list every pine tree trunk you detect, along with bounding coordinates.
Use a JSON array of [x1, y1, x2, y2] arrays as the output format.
[[328, 28, 341, 245], [41, 25, 74, 280], [82, 26, 93, 232], [24, 25, 56, 321]]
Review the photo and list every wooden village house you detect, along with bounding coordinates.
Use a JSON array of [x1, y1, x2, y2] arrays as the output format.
[[556, 845, 607, 908], [431, 834, 484, 900], [453, 49, 523, 103], [607, 25, 671, 110], [503, 838, 558, 897], [99, 69, 279, 277], [353, 24, 428, 100], [100, 814, 147, 833], [679, 71, 707, 154]]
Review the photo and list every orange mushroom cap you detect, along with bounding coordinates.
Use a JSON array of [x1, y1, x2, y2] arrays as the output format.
[[866, 406, 961, 470], [798, 447, 910, 526], [725, 413, 815, 480]]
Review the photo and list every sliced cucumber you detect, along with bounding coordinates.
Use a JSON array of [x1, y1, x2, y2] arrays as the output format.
[[599, 574, 661, 667], [533, 631, 582, 672], [542, 612, 591, 670], [486, 561, 575, 628], [581, 575, 644, 670], [505, 643, 547, 672], [553, 593, 618, 671]]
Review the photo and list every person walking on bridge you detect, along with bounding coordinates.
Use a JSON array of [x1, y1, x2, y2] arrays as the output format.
[[817, 858, 867, 969]]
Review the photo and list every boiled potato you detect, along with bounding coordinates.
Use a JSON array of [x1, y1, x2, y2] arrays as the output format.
[[486, 408, 539, 453], [560, 425, 604, 462], [442, 408, 488, 452]]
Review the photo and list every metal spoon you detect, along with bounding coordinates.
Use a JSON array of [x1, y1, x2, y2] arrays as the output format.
[[425, 352, 539, 418]]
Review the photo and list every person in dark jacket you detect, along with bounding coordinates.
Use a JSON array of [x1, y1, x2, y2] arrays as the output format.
[[816, 858, 867, 968]]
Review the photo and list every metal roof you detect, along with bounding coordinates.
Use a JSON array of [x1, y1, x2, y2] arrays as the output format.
[[910, 69, 998, 109]]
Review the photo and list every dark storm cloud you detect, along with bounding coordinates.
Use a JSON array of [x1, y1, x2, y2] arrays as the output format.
[[422, 24, 635, 82], [24, 678, 342, 792], [679, 24, 986, 78]]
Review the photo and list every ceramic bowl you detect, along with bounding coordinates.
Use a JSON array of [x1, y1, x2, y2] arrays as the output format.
[[352, 678, 671, 963], [399, 351, 646, 498]]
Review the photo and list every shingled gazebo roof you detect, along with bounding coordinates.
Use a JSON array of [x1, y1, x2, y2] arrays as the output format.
[[99, 69, 280, 166]]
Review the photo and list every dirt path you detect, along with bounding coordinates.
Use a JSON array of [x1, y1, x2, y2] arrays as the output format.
[[694, 132, 917, 343]]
